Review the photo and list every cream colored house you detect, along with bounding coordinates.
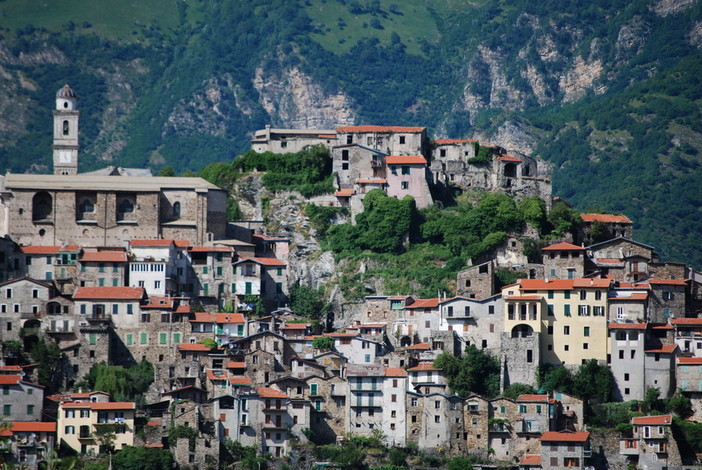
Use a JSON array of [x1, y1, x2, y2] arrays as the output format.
[[57, 400, 135, 455]]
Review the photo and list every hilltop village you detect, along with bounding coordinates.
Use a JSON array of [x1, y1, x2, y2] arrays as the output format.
[[1, 86, 702, 470]]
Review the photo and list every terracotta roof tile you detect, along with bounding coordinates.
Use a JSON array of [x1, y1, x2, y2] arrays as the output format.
[[678, 357, 702, 364], [645, 345, 677, 354], [337, 125, 425, 133], [406, 298, 439, 309], [406, 342, 431, 350], [540, 431, 590, 442], [519, 455, 541, 466], [335, 189, 355, 197], [141, 297, 175, 309], [258, 387, 288, 398], [207, 370, 228, 381], [670, 318, 702, 326], [517, 394, 549, 402], [237, 257, 286, 267], [648, 279, 689, 286], [79, 251, 128, 263], [408, 363, 440, 372], [580, 213, 632, 224], [227, 361, 246, 369], [632, 415, 672, 425], [385, 155, 427, 165], [356, 178, 387, 184], [230, 377, 254, 386], [0, 375, 21, 385], [385, 368, 408, 377], [177, 343, 212, 352], [506, 295, 542, 301], [498, 155, 521, 162], [21, 245, 61, 254], [7, 422, 56, 433], [215, 313, 245, 324], [0, 365, 22, 372], [188, 246, 234, 253], [73, 286, 145, 300]]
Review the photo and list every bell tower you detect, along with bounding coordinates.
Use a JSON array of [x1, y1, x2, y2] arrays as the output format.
[[52, 84, 79, 175]]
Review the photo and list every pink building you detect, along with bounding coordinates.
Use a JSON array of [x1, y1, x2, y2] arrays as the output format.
[[385, 155, 433, 208]]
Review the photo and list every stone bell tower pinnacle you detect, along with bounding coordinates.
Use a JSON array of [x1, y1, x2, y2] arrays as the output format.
[[52, 84, 79, 175]]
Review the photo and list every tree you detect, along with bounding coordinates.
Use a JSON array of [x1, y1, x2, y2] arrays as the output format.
[[200, 338, 218, 351], [312, 336, 334, 350], [92, 424, 117, 453], [572, 359, 613, 402], [290, 285, 327, 320], [537, 364, 574, 394], [158, 166, 175, 177], [434, 346, 500, 397], [668, 389, 692, 418], [30, 339, 62, 386], [81, 360, 154, 402], [112, 446, 174, 470]]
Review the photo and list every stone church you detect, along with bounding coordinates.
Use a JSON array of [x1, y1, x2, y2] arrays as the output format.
[[0, 84, 227, 247]]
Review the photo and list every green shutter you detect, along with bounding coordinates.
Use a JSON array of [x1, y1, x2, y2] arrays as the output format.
[[159, 333, 167, 344], [140, 333, 148, 344]]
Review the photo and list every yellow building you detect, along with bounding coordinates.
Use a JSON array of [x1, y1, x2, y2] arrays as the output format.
[[503, 278, 610, 365], [57, 400, 135, 455]]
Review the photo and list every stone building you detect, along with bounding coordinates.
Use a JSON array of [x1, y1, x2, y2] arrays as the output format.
[[251, 126, 337, 153], [676, 356, 702, 421], [332, 144, 387, 188], [336, 125, 427, 156], [540, 431, 592, 469], [52, 85, 80, 176], [579, 213, 633, 241], [0, 421, 56, 469], [0, 277, 65, 345], [77, 249, 128, 290], [0, 174, 227, 247], [621, 415, 677, 470], [456, 262, 496, 299], [0, 373, 44, 421], [430, 141, 552, 202], [647, 279, 689, 322], [542, 242, 586, 280], [405, 391, 466, 454]]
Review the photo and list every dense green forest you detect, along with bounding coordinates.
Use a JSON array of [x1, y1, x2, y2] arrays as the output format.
[[1, 0, 702, 264]]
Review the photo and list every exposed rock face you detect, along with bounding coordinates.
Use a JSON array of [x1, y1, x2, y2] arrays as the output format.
[[652, 0, 698, 16], [253, 65, 356, 129], [690, 21, 702, 48], [615, 16, 651, 61], [559, 56, 604, 103], [475, 120, 541, 155]]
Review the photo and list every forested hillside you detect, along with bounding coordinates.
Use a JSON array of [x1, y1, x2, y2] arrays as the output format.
[[0, 0, 701, 264]]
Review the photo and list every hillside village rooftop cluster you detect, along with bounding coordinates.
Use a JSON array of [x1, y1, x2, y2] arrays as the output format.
[[1, 85, 701, 470]]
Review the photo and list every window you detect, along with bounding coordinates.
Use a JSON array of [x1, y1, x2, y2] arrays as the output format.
[[564, 344, 570, 351], [65, 426, 75, 435], [5, 288, 11, 298], [434, 415, 440, 423], [583, 343, 589, 350], [564, 326, 570, 335], [547, 290, 554, 299], [65, 409, 75, 418], [595, 290, 602, 300], [140, 333, 148, 344], [401, 166, 410, 175], [624, 373, 630, 381], [578, 305, 588, 316], [399, 136, 406, 144], [3, 404, 12, 415], [580, 290, 586, 300], [519, 405, 527, 413], [435, 401, 441, 409], [564, 291, 570, 299], [401, 181, 409, 190], [564, 304, 571, 316], [584, 326, 590, 337]]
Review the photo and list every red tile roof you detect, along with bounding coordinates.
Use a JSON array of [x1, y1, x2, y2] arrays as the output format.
[[581, 213, 633, 224], [406, 342, 431, 350], [130, 239, 175, 247], [406, 298, 439, 309], [177, 343, 212, 352], [335, 189, 355, 197], [572, 278, 611, 288], [632, 415, 672, 425], [0, 375, 21, 385], [215, 313, 245, 324], [63, 402, 135, 410], [678, 357, 702, 364], [434, 138, 476, 145], [0, 422, 56, 436], [385, 368, 408, 377], [596, 258, 623, 264], [146, 419, 162, 426], [337, 125, 425, 133], [281, 323, 309, 330], [540, 431, 590, 442], [319, 134, 337, 139], [230, 377, 254, 386], [79, 251, 128, 263], [0, 365, 22, 372], [670, 318, 702, 326], [190, 312, 216, 323], [258, 387, 288, 398], [325, 332, 358, 338], [239, 257, 286, 267], [227, 361, 246, 369], [207, 370, 228, 381], [517, 394, 549, 402], [498, 155, 521, 162], [73, 286, 145, 300], [645, 345, 677, 354], [518, 279, 574, 290], [20, 245, 61, 254], [542, 242, 585, 251], [141, 297, 175, 309], [609, 293, 649, 301], [385, 155, 427, 165], [519, 455, 541, 466], [609, 322, 647, 330], [175, 304, 191, 314]]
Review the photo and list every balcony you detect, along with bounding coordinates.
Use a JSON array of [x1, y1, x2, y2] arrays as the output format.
[[20, 312, 39, 320]]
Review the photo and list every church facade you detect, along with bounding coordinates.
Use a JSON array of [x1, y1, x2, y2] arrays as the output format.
[[0, 84, 227, 247]]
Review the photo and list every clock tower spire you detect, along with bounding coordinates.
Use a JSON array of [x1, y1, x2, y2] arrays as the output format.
[[52, 84, 79, 175]]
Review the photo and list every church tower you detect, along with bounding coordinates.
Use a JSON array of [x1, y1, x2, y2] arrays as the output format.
[[52, 84, 79, 175]]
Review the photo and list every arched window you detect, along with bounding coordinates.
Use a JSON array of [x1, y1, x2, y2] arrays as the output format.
[[119, 198, 134, 214], [173, 202, 181, 218], [32, 192, 53, 221], [63, 120, 69, 136], [78, 198, 94, 213]]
